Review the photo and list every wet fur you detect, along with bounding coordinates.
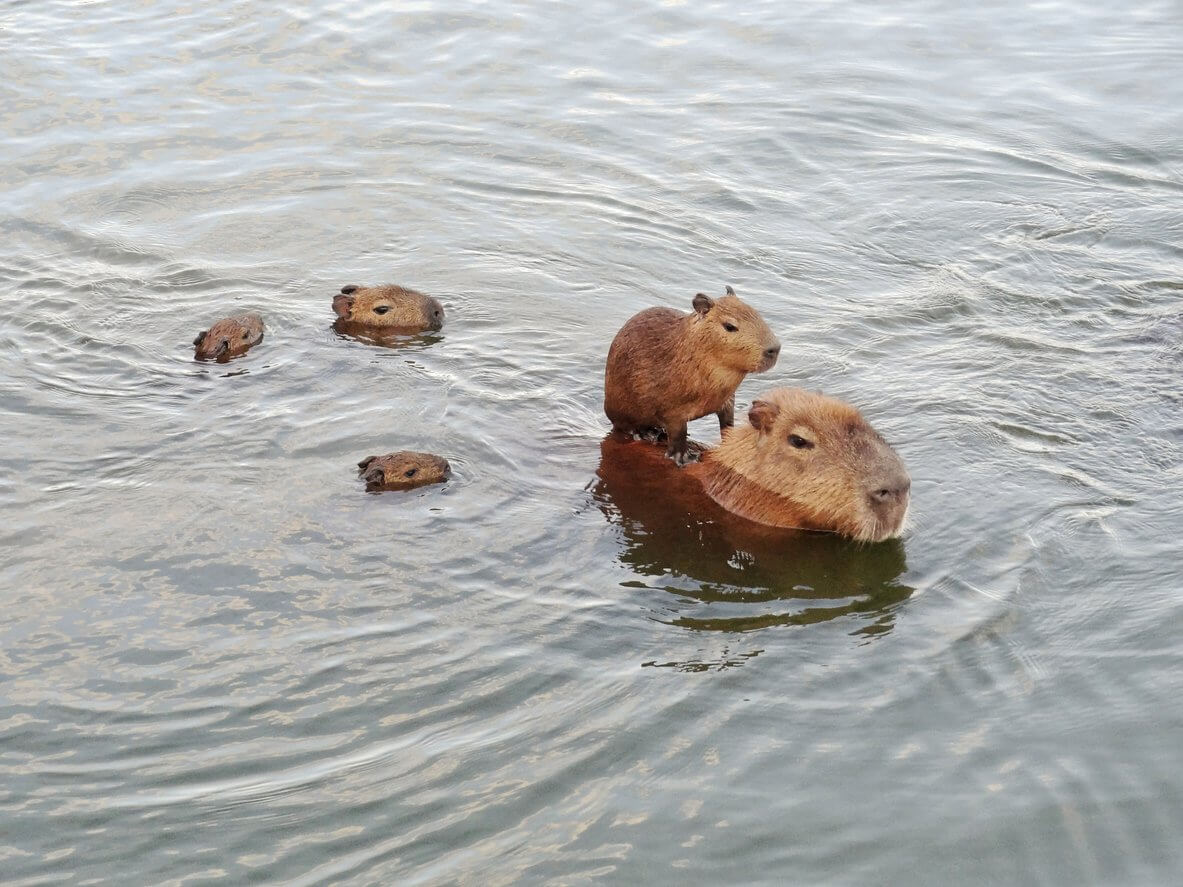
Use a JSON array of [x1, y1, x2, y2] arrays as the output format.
[[604, 286, 780, 463], [333, 284, 444, 332]]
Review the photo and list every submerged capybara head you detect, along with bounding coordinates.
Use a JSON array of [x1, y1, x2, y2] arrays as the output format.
[[193, 313, 264, 361], [332, 284, 444, 332], [689, 286, 780, 373], [697, 388, 911, 542], [357, 451, 451, 492]]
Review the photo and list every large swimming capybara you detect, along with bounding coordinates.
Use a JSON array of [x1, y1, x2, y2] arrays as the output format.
[[604, 285, 780, 464], [332, 284, 444, 333], [357, 451, 451, 492], [193, 313, 264, 361], [685, 388, 911, 543], [592, 434, 912, 632]]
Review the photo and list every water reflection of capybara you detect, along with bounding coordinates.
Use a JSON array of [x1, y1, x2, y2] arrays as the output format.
[[332, 284, 444, 333], [192, 313, 264, 361], [604, 285, 780, 464], [358, 451, 450, 492], [593, 430, 913, 634]]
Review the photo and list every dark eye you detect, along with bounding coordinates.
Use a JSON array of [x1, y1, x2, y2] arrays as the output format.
[[788, 434, 814, 449], [241, 331, 249, 339], [722, 322, 738, 333], [373, 306, 391, 315], [404, 468, 417, 478]]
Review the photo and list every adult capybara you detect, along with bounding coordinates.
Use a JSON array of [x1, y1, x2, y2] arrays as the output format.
[[193, 313, 264, 361], [685, 388, 911, 543], [604, 285, 780, 464], [357, 451, 451, 492], [332, 284, 444, 333]]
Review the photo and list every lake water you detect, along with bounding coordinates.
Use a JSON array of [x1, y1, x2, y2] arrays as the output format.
[[2, 1, 1181, 884]]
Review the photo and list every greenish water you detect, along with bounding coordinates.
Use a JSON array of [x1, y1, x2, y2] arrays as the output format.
[[1, 1, 1180, 883]]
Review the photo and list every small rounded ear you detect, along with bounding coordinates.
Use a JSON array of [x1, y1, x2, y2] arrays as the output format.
[[692, 293, 714, 316], [340, 284, 359, 294], [193, 330, 208, 347], [357, 456, 377, 472], [364, 468, 386, 489], [724, 285, 736, 297], [332, 293, 355, 318], [748, 399, 780, 433]]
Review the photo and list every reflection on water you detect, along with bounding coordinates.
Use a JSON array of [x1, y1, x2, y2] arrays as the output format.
[[592, 435, 913, 639], [331, 318, 446, 350]]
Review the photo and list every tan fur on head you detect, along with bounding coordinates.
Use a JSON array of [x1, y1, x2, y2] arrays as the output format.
[[604, 284, 780, 463], [689, 388, 911, 542], [333, 284, 444, 332], [193, 313, 264, 361], [357, 451, 451, 492]]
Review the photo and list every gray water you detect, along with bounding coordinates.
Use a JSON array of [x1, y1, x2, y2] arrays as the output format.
[[2, 1, 1181, 884]]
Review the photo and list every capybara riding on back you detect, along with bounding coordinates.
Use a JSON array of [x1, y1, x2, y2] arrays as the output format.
[[604, 285, 780, 463]]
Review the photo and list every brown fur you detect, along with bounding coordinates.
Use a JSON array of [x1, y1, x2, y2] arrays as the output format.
[[332, 284, 444, 332], [604, 286, 780, 463], [357, 451, 450, 492], [193, 313, 264, 361], [684, 388, 911, 542]]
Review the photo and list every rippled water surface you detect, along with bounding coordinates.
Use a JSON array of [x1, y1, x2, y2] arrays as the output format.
[[3, 1, 1181, 883]]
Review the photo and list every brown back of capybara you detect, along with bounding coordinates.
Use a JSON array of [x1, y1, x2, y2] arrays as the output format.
[[688, 387, 911, 542], [333, 284, 444, 332], [603, 287, 780, 460]]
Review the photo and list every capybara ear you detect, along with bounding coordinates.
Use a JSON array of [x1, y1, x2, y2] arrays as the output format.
[[748, 399, 780, 433], [724, 284, 736, 296], [357, 456, 376, 472], [193, 330, 208, 347], [340, 284, 359, 294], [364, 467, 385, 489], [332, 293, 355, 319], [692, 293, 714, 316]]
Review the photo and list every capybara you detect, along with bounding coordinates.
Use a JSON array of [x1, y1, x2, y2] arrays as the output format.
[[685, 388, 910, 542], [357, 451, 451, 492], [604, 285, 780, 464], [193, 313, 264, 361], [332, 284, 444, 332]]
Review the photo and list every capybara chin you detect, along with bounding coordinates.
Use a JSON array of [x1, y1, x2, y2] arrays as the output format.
[[333, 284, 444, 332], [686, 388, 911, 543], [604, 285, 780, 465], [193, 313, 264, 361], [357, 451, 451, 492]]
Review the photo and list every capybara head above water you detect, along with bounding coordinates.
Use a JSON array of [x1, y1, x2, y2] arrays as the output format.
[[693, 388, 911, 543], [688, 286, 781, 375], [193, 313, 264, 361], [332, 284, 444, 332], [357, 451, 451, 492]]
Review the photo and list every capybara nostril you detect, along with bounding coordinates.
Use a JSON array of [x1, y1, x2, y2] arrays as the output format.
[[764, 343, 781, 361]]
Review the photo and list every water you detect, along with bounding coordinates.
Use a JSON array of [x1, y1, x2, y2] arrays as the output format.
[[2, 1, 1181, 883]]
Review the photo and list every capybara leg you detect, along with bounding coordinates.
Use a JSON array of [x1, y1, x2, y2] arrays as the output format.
[[665, 421, 691, 465], [716, 397, 735, 431]]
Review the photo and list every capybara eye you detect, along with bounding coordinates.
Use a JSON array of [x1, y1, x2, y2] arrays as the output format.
[[404, 468, 417, 478], [373, 305, 391, 315], [242, 331, 249, 339], [723, 322, 738, 333], [788, 434, 814, 450]]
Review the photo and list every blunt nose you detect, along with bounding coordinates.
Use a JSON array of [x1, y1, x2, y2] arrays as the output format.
[[763, 342, 781, 361], [870, 474, 911, 504]]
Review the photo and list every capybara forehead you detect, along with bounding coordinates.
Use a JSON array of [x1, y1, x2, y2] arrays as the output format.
[[765, 388, 870, 434], [711, 294, 763, 320]]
